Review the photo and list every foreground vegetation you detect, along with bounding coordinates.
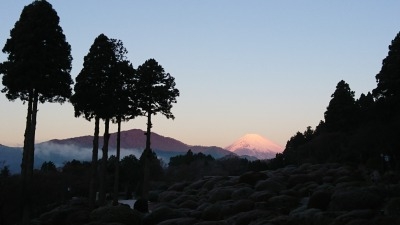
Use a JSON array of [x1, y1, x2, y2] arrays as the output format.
[[2, 159, 400, 225], [0, 151, 271, 225]]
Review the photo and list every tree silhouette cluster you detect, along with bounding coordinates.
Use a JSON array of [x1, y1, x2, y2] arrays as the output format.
[[70, 34, 179, 206], [0, 1, 179, 222], [275, 32, 400, 170], [166, 150, 270, 181]]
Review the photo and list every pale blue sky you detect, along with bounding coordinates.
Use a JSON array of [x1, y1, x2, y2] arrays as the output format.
[[0, 1, 399, 148]]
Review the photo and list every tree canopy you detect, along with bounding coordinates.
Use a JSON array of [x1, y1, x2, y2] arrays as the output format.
[[70, 33, 119, 121], [324, 80, 358, 132], [136, 58, 180, 120], [1, 0, 72, 103], [373, 32, 400, 117]]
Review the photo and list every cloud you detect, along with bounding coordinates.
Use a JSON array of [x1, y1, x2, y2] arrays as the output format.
[[34, 143, 148, 167], [35, 142, 92, 161]]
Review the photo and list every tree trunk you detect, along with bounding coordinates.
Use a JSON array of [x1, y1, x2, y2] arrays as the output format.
[[142, 112, 152, 199], [145, 112, 152, 151], [28, 91, 38, 178], [21, 90, 38, 225], [21, 91, 33, 225], [99, 118, 110, 205], [89, 116, 100, 209], [113, 118, 121, 205]]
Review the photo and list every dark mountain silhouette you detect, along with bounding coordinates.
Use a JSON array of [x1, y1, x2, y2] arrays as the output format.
[[46, 129, 230, 157], [48, 129, 187, 151], [1, 129, 232, 174], [0, 144, 22, 173]]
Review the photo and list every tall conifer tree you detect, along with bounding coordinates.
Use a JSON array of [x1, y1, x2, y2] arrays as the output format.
[[71, 34, 135, 206], [373, 32, 400, 117], [0, 1, 72, 223], [324, 80, 358, 132], [71, 34, 122, 206], [135, 58, 179, 198]]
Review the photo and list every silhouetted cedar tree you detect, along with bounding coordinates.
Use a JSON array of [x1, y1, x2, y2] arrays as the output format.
[[373, 32, 400, 118], [371, 32, 400, 169], [135, 58, 179, 198], [324, 80, 358, 132], [303, 126, 315, 142], [283, 131, 306, 164], [120, 155, 140, 199], [70, 34, 132, 206], [110, 59, 140, 205], [314, 120, 327, 136], [0, 1, 72, 223], [357, 92, 375, 123], [288, 126, 315, 163]]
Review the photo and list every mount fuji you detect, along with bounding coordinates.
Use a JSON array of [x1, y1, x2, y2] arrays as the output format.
[[225, 134, 283, 159]]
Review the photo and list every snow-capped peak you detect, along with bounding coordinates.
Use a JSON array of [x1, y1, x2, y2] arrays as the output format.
[[225, 134, 283, 159]]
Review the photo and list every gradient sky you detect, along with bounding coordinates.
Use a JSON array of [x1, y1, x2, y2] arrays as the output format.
[[0, 1, 399, 148]]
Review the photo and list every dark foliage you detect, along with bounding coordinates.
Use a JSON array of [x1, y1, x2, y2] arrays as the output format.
[[135, 58, 179, 152], [119, 155, 141, 198], [373, 32, 400, 118], [40, 161, 57, 173], [70, 34, 118, 120], [0, 160, 92, 225], [273, 32, 400, 170], [324, 80, 358, 132], [0, 175, 21, 225], [0, 165, 10, 178], [166, 150, 271, 182], [1, 0, 72, 103], [135, 58, 180, 122], [166, 150, 216, 181], [136, 150, 165, 197], [168, 149, 213, 167]]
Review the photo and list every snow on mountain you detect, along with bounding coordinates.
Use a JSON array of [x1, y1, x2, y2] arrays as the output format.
[[225, 134, 283, 159]]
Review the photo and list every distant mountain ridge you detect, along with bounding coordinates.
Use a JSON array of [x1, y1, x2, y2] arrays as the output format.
[[0, 129, 231, 173], [0, 129, 233, 173], [48, 129, 187, 151], [0, 144, 22, 173], [46, 129, 230, 157], [4, 130, 288, 174]]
